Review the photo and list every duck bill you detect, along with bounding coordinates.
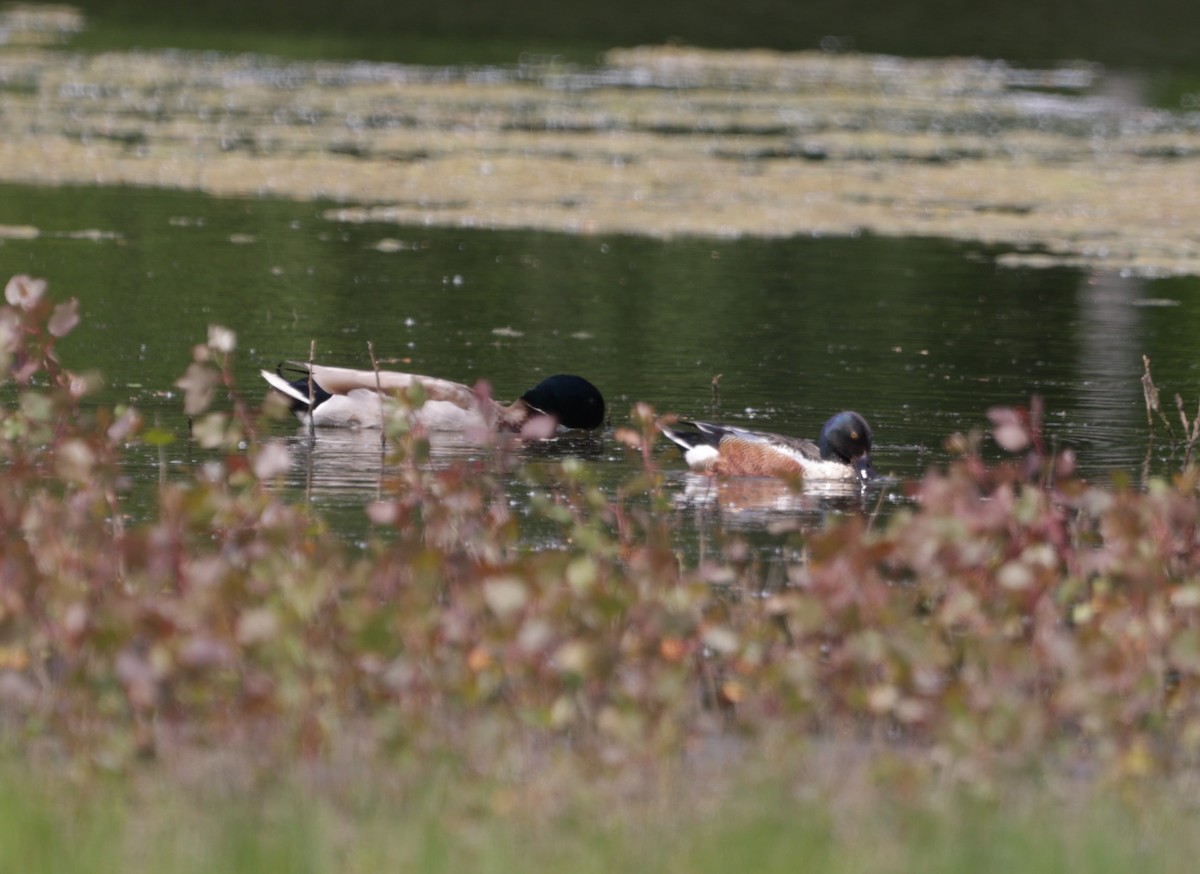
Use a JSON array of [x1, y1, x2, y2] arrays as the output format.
[[853, 454, 876, 481]]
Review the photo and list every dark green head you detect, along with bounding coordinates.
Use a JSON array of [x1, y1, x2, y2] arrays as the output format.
[[819, 410, 875, 480], [520, 374, 606, 430]]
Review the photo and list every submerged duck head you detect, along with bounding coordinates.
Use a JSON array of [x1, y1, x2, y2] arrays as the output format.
[[520, 374, 606, 431], [818, 411, 875, 480]]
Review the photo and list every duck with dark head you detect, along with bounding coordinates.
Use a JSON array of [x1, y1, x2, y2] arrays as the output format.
[[660, 411, 875, 481], [262, 362, 605, 435]]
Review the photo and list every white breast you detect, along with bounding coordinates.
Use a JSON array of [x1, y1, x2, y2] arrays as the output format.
[[795, 456, 858, 480]]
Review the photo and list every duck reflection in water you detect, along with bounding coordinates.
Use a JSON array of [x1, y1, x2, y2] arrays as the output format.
[[271, 414, 609, 507], [672, 470, 876, 526]]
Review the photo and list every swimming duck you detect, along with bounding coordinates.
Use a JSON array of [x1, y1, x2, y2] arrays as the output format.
[[659, 411, 875, 481], [261, 362, 605, 433]]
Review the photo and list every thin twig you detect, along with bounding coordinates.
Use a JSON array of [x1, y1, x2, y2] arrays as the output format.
[[304, 436, 314, 509], [1142, 355, 1157, 430], [1178, 392, 1200, 469], [368, 340, 385, 451], [105, 485, 128, 589], [1142, 355, 1175, 437], [306, 339, 316, 439], [866, 483, 889, 532], [155, 413, 168, 490], [1192, 398, 1200, 468]]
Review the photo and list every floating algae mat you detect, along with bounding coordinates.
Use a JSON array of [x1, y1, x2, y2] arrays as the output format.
[[3, 6, 1200, 276]]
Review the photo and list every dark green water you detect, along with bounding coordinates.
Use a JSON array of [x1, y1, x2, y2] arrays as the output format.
[[65, 0, 1200, 75], [4, 181, 1200, 538]]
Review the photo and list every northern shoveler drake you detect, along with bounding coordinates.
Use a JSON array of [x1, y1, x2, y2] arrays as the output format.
[[261, 362, 605, 433], [659, 411, 875, 481]]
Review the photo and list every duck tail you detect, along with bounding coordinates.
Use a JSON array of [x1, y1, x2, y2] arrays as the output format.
[[261, 364, 331, 416], [657, 421, 697, 452], [659, 420, 728, 450], [658, 420, 725, 471]]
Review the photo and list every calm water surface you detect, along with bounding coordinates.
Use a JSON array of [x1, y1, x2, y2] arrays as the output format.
[[4, 182, 1200, 539], [65, 0, 1200, 77]]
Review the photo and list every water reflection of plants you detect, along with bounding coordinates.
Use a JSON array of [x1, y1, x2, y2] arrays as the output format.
[[3, 273, 1200, 782]]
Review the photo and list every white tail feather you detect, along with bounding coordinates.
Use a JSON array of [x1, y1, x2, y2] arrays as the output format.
[[260, 369, 312, 407], [658, 426, 695, 452]]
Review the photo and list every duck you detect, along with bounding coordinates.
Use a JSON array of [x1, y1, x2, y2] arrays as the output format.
[[261, 362, 605, 433], [659, 411, 875, 481]]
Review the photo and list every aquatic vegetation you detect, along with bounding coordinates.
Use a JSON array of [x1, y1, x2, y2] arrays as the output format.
[[4, 12, 1200, 275], [2, 274, 1200, 787]]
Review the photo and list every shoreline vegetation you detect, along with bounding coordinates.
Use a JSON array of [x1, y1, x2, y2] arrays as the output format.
[[3, 6, 1200, 278], [4, 273, 1200, 866]]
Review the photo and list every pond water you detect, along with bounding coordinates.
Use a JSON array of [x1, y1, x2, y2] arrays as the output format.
[[59, 0, 1200, 75], [4, 3, 1200, 545], [5, 180, 1200, 541]]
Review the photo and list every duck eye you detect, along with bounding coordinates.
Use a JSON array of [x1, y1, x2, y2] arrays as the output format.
[[850, 430, 858, 439]]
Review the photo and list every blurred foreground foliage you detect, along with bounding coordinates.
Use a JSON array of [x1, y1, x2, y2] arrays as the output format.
[[3, 274, 1200, 785]]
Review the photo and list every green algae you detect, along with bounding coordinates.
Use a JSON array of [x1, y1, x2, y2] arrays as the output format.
[[4, 8, 1200, 276]]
